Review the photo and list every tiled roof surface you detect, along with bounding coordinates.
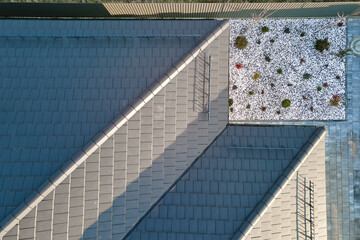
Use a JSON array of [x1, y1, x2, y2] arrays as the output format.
[[0, 19, 219, 220], [229, 19, 360, 239], [1, 21, 229, 239], [125, 125, 318, 240], [244, 134, 327, 240]]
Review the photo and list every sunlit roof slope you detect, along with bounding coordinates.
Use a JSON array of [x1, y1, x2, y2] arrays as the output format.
[[125, 125, 324, 240], [0, 20, 230, 239], [0, 19, 219, 221]]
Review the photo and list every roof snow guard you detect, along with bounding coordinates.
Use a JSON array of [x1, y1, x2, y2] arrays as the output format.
[[0, 20, 230, 238], [231, 126, 326, 240]]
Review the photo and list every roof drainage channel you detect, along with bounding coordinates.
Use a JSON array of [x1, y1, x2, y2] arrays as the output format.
[[0, 20, 230, 237]]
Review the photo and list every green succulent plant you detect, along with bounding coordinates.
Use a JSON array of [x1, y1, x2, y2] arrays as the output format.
[[315, 38, 330, 53], [229, 98, 233, 107], [281, 99, 291, 108], [235, 36, 248, 50], [253, 73, 261, 80], [303, 73, 311, 80], [261, 26, 269, 33]]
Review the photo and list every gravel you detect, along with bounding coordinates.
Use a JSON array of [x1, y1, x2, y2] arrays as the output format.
[[229, 19, 346, 121]]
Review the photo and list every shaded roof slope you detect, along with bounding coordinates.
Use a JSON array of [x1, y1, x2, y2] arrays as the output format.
[[243, 133, 327, 240], [1, 20, 229, 239], [125, 125, 319, 240], [0, 19, 219, 221]]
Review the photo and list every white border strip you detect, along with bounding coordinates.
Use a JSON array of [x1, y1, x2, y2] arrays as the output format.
[[232, 126, 326, 240], [0, 20, 230, 237]]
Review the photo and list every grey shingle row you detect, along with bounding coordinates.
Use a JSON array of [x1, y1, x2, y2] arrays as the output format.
[[245, 133, 327, 240], [1, 20, 230, 239], [0, 19, 220, 220], [126, 125, 317, 240]]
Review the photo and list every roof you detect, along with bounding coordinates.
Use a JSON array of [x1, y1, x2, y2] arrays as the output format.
[[0, 19, 220, 221], [244, 132, 327, 239], [123, 125, 325, 240], [0, 18, 328, 240], [0, 19, 230, 239]]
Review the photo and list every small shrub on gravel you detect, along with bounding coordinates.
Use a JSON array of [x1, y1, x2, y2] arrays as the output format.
[[284, 28, 290, 34], [256, 40, 261, 44], [261, 106, 267, 112], [246, 104, 251, 109], [323, 82, 329, 88], [315, 38, 330, 53], [310, 106, 314, 112], [236, 63, 243, 69], [281, 99, 291, 108], [265, 56, 271, 62], [330, 95, 341, 107], [303, 73, 311, 80], [232, 85, 238, 90], [270, 39, 275, 43], [317, 86, 322, 91], [336, 75, 341, 80], [300, 58, 306, 64], [248, 91, 254, 95], [270, 83, 275, 88], [335, 48, 352, 58], [230, 108, 233, 112], [277, 68, 283, 74], [235, 36, 248, 50], [276, 110, 281, 115], [300, 32, 306, 37], [287, 83, 293, 87], [229, 98, 233, 107], [261, 26, 269, 33], [253, 73, 261, 80]]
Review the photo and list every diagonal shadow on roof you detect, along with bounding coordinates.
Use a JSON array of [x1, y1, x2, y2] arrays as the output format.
[[0, 21, 230, 239], [0, 19, 219, 221], [122, 125, 321, 239]]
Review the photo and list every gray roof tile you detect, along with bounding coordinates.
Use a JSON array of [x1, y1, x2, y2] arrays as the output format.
[[1, 20, 230, 239], [0, 19, 220, 219], [125, 125, 318, 239]]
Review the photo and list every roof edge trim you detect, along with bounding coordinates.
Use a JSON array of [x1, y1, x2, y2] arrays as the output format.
[[231, 126, 326, 240], [0, 19, 230, 238]]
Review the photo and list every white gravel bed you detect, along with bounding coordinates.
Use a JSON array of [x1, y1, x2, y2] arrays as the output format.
[[229, 19, 346, 121]]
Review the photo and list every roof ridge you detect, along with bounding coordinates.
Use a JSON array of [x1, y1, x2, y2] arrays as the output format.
[[231, 126, 326, 240], [0, 20, 230, 237], [122, 126, 229, 239]]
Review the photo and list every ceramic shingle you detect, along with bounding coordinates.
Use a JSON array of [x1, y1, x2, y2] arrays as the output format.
[[244, 133, 327, 240], [0, 19, 219, 220], [1, 20, 229, 239], [125, 125, 318, 239]]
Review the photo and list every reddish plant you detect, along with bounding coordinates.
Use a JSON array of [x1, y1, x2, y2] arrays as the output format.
[[323, 82, 329, 88], [236, 63, 243, 69], [330, 95, 341, 107], [300, 58, 306, 64]]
